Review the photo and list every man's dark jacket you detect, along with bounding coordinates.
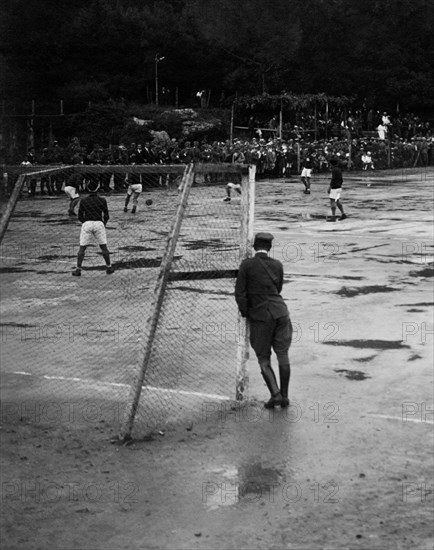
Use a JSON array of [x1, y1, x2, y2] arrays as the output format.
[[235, 252, 289, 321]]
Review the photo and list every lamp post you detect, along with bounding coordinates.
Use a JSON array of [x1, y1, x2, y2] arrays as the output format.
[[155, 54, 165, 106]]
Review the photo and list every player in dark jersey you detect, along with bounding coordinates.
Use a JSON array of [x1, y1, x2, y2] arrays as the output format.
[[72, 180, 114, 276], [327, 158, 347, 222]]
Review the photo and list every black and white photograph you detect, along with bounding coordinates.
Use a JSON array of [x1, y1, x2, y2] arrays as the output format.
[[0, 1, 433, 549]]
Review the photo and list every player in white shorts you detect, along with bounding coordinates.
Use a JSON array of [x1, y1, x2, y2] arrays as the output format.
[[124, 176, 142, 214], [300, 155, 313, 194], [223, 182, 242, 202], [327, 158, 347, 222], [72, 180, 114, 276], [64, 171, 82, 216]]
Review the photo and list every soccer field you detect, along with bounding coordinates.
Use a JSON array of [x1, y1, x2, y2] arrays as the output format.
[[1, 167, 433, 550]]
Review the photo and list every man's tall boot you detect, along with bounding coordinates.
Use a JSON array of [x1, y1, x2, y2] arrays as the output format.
[[260, 362, 282, 408], [279, 363, 291, 408]]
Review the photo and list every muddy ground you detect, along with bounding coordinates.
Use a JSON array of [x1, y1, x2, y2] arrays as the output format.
[[1, 168, 433, 549]]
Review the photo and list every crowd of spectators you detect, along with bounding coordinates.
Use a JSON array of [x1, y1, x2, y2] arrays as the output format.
[[9, 109, 434, 195], [241, 108, 431, 142]]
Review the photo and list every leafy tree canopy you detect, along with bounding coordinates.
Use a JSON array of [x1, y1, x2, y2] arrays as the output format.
[[1, 0, 433, 113]]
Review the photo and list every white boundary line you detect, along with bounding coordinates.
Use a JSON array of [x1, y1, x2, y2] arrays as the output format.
[[5, 370, 231, 401], [367, 413, 434, 425]]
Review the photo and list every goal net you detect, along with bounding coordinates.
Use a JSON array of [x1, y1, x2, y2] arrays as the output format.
[[0, 163, 255, 438]]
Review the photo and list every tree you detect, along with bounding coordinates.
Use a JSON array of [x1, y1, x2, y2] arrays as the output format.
[[185, 0, 302, 94], [0, 0, 83, 98]]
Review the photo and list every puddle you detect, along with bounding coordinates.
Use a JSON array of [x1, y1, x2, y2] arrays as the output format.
[[409, 268, 434, 278], [353, 355, 377, 363], [183, 239, 224, 250], [37, 255, 61, 261], [323, 339, 410, 350], [203, 462, 284, 510], [119, 246, 157, 252], [112, 258, 162, 269], [12, 211, 44, 218], [396, 302, 434, 307], [285, 274, 364, 281], [0, 267, 33, 273], [40, 219, 76, 225], [349, 244, 388, 253], [335, 285, 399, 297], [169, 269, 237, 281], [238, 463, 283, 500], [335, 369, 370, 381]]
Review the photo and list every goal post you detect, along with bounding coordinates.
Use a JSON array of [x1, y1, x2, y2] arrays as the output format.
[[235, 164, 256, 401]]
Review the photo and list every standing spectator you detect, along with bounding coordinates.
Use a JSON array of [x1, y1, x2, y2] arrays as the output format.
[[235, 232, 292, 408], [179, 141, 193, 164], [248, 116, 256, 139], [382, 112, 391, 127], [191, 141, 202, 163], [39, 148, 55, 195], [169, 141, 181, 163], [49, 140, 65, 194], [65, 137, 82, 163], [366, 109, 374, 132], [377, 122, 387, 140], [111, 144, 128, 191], [232, 143, 245, 165], [88, 144, 105, 192], [268, 115, 278, 138], [25, 148, 37, 196]]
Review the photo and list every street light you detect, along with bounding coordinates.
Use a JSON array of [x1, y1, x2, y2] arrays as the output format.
[[155, 54, 165, 106]]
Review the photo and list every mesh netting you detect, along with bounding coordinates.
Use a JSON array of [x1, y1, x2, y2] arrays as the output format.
[[0, 164, 248, 436], [133, 183, 244, 433]]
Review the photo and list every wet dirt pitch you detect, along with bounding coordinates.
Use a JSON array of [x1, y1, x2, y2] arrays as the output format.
[[1, 168, 433, 549]]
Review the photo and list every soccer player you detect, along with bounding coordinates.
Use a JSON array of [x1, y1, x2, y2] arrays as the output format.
[[123, 174, 142, 214], [300, 154, 313, 193], [223, 181, 242, 202], [72, 180, 114, 276], [327, 158, 347, 222], [235, 232, 292, 408], [64, 169, 82, 216]]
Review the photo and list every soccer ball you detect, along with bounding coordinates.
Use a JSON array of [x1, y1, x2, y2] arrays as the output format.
[[146, 199, 153, 206]]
